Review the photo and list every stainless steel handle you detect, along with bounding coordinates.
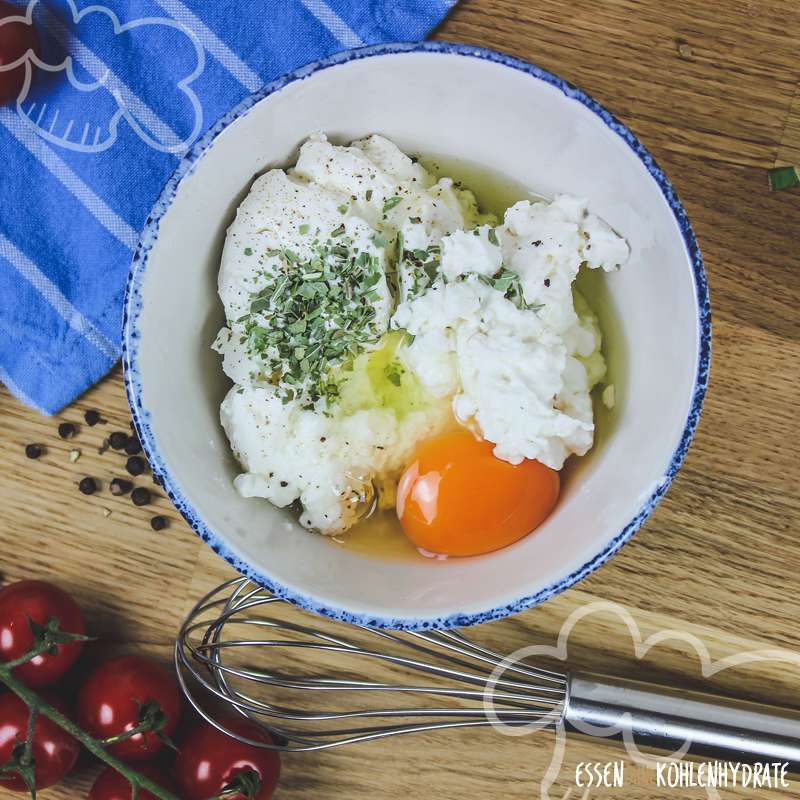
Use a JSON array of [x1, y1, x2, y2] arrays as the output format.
[[564, 672, 800, 773]]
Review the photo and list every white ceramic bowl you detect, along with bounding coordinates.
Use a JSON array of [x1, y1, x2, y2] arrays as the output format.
[[123, 42, 710, 629]]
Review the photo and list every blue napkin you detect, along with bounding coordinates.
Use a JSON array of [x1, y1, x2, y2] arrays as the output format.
[[0, 0, 456, 414]]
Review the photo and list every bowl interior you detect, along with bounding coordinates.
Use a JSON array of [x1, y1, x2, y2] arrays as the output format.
[[126, 45, 704, 628]]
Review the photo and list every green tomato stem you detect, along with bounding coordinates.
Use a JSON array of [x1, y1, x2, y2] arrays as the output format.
[[21, 704, 38, 767], [0, 665, 180, 800], [2, 643, 51, 672]]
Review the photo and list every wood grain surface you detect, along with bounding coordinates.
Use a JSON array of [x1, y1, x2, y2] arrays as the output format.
[[2, 1, 800, 797]]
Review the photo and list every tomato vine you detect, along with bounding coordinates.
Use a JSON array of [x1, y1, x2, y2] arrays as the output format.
[[0, 618, 180, 800]]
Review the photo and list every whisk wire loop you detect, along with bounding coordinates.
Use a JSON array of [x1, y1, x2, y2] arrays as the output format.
[[175, 578, 566, 752]]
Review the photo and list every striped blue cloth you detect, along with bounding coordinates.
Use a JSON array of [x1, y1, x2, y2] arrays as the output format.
[[0, 0, 455, 414]]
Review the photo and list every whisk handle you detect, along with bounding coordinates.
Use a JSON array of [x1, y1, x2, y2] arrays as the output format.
[[564, 672, 800, 773]]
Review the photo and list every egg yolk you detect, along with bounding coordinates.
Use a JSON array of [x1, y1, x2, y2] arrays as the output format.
[[396, 429, 560, 557]]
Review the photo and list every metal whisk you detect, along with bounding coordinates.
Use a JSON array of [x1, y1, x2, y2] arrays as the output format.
[[176, 578, 800, 771]]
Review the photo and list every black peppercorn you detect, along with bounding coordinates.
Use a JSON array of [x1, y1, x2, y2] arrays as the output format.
[[109, 478, 133, 496], [84, 409, 102, 426], [150, 515, 167, 531], [58, 422, 76, 439], [126, 456, 146, 476], [109, 431, 128, 450], [79, 477, 97, 495], [131, 487, 151, 506], [124, 436, 142, 455], [24, 444, 42, 459]]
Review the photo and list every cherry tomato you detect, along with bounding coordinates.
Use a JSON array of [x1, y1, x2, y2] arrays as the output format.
[[0, 580, 87, 688], [77, 655, 182, 762], [0, 692, 80, 791], [0, 0, 38, 106], [176, 718, 281, 800], [89, 763, 177, 800]]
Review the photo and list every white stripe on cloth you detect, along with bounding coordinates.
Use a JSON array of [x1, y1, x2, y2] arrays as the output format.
[[0, 108, 140, 251], [299, 0, 364, 48], [0, 233, 119, 361], [37, 7, 186, 152], [148, 0, 261, 92], [0, 365, 48, 415]]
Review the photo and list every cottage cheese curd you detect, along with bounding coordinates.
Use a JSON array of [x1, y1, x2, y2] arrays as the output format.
[[214, 135, 629, 534]]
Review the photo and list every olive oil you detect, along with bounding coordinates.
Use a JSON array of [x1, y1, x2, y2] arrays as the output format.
[[336, 330, 437, 421], [330, 509, 419, 559], [418, 154, 538, 218]]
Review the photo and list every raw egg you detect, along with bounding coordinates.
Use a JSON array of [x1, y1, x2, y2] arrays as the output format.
[[396, 429, 560, 557]]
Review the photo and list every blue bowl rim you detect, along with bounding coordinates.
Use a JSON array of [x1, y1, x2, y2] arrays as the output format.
[[122, 40, 711, 631]]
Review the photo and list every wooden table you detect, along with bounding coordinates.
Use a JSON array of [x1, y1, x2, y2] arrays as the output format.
[[2, 0, 799, 797]]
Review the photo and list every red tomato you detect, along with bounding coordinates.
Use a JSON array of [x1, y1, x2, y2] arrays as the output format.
[[0, 692, 80, 791], [77, 655, 182, 762], [0, 580, 87, 687], [0, 0, 38, 106], [89, 763, 177, 800], [176, 719, 281, 800]]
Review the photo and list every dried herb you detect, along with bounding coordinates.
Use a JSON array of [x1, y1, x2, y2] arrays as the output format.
[[477, 267, 543, 312], [237, 232, 385, 407], [382, 196, 402, 213]]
